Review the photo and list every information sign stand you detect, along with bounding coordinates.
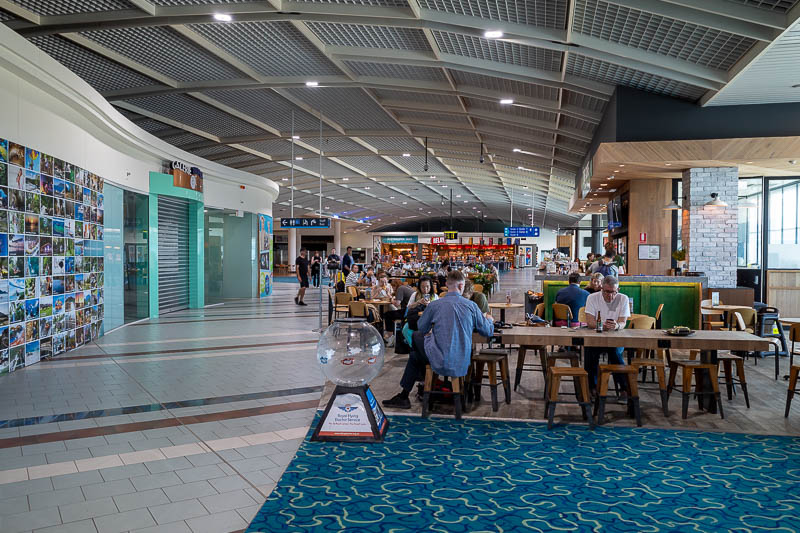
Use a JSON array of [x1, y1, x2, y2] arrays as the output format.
[[311, 385, 389, 443]]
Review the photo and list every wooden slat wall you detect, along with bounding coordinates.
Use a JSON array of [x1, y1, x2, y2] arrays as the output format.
[[767, 270, 800, 317], [626, 179, 672, 275]]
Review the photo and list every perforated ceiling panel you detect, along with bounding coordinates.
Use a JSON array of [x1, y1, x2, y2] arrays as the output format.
[[284, 87, 403, 130], [150, 0, 257, 5], [417, 0, 567, 29], [465, 98, 559, 123], [124, 94, 267, 137], [304, 136, 366, 153], [156, 131, 212, 147], [242, 139, 313, 157], [292, 0, 410, 7], [29, 35, 159, 93], [371, 89, 462, 107], [306, 23, 431, 50], [450, 70, 561, 101], [567, 54, 707, 101], [344, 61, 447, 81], [563, 90, 607, 114], [136, 118, 172, 134], [728, 0, 800, 11], [395, 110, 473, 128], [190, 22, 343, 77], [360, 137, 423, 152], [295, 158, 358, 177], [334, 156, 403, 175], [434, 31, 562, 70], [203, 89, 334, 132], [574, 0, 755, 71], [6, 0, 131, 16], [559, 115, 596, 133], [80, 26, 245, 82]]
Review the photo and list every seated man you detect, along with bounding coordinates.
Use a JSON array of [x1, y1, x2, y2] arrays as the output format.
[[344, 264, 361, 288], [584, 275, 630, 397], [383, 270, 494, 409], [555, 272, 589, 326], [463, 279, 489, 314]]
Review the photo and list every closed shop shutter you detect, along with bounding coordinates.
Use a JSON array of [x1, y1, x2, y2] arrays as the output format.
[[157, 196, 190, 314]]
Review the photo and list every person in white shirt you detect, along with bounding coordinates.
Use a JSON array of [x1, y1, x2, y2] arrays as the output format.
[[345, 265, 361, 288], [583, 275, 631, 398]]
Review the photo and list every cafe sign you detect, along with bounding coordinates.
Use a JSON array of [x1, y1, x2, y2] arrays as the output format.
[[171, 160, 203, 193], [431, 236, 446, 244]]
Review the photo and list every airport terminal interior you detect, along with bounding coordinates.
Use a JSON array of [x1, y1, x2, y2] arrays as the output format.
[[0, 0, 799, 531]]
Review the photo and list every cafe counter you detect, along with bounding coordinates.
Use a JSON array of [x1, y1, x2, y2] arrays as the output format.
[[535, 275, 707, 329]]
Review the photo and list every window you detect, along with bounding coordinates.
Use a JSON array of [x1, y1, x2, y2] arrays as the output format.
[[767, 178, 800, 268], [737, 178, 762, 268]]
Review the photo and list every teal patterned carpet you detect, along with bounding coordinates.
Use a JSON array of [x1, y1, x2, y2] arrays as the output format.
[[247, 415, 800, 532]]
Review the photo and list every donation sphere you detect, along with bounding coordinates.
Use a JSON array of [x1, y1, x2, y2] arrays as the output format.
[[317, 318, 385, 387]]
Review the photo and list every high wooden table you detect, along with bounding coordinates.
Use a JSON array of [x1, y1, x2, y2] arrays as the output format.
[[489, 302, 524, 327], [492, 326, 780, 413], [780, 318, 800, 326]]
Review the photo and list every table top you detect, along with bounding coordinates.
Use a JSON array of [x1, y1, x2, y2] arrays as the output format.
[[489, 303, 524, 309], [481, 326, 776, 351], [780, 317, 800, 325], [701, 304, 752, 311], [363, 299, 393, 305]]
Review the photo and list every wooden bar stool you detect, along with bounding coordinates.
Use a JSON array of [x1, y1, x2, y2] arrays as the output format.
[[514, 345, 547, 392], [545, 366, 593, 430], [544, 351, 580, 400], [667, 360, 724, 419], [718, 352, 750, 408], [472, 348, 511, 412], [422, 365, 466, 420], [629, 357, 669, 417], [594, 365, 642, 426], [786, 365, 800, 417]]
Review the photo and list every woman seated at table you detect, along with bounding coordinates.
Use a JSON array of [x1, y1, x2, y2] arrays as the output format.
[[360, 267, 379, 287], [463, 279, 489, 313], [345, 264, 361, 288], [374, 273, 394, 301], [401, 276, 438, 348], [584, 272, 604, 294]]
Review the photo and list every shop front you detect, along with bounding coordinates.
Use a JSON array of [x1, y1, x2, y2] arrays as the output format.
[[379, 236, 418, 261]]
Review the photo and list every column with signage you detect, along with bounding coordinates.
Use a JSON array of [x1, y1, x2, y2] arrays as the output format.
[[147, 162, 204, 318]]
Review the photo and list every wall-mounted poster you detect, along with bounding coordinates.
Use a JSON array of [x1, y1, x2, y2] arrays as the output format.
[[0, 137, 104, 373], [258, 214, 273, 298]]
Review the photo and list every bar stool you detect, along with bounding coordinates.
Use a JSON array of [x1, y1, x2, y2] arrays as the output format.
[[667, 359, 724, 419], [471, 348, 511, 412], [514, 344, 547, 392], [594, 364, 642, 427], [718, 353, 750, 407], [544, 350, 580, 400], [626, 316, 669, 417], [786, 365, 800, 417], [789, 324, 800, 368], [422, 365, 466, 420], [545, 366, 593, 430]]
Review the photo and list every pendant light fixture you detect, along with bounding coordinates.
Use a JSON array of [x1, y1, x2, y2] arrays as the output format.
[[705, 192, 728, 207]]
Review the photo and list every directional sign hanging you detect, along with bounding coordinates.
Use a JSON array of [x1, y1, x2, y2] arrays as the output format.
[[504, 226, 540, 237], [280, 218, 331, 229]]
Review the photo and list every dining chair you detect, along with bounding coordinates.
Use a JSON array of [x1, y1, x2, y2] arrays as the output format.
[[700, 299, 724, 330]]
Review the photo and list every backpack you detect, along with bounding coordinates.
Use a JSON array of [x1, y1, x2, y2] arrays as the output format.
[[597, 262, 614, 277]]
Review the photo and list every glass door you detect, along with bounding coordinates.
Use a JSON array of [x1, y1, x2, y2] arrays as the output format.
[[123, 190, 149, 322]]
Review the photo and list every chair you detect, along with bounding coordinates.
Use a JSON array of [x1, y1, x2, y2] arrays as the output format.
[[786, 364, 800, 417], [654, 304, 664, 329], [700, 299, 724, 330], [473, 284, 484, 294], [533, 303, 545, 319], [722, 308, 756, 333], [471, 348, 511, 412], [628, 316, 656, 330], [422, 365, 466, 420], [347, 286, 359, 299], [594, 365, 642, 426], [334, 292, 352, 318], [348, 301, 367, 318], [627, 316, 669, 417], [545, 367, 593, 430], [790, 324, 800, 369], [552, 303, 573, 325], [578, 306, 587, 324]]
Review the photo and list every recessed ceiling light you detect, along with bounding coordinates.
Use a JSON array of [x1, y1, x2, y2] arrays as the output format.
[[513, 148, 521, 152], [613, 170, 619, 173], [619, 164, 625, 167], [600, 183, 608, 186], [484, 30, 503, 39], [402, 201, 407, 204], [457, 210, 461, 213], [608, 176, 615, 180], [500, 99, 514, 105], [292, 135, 299, 140], [441, 184, 447, 187], [427, 211, 431, 214], [213, 13, 232, 21], [281, 177, 288, 181], [364, 186, 370, 190], [429, 175, 436, 179], [305, 81, 319, 87], [402, 153, 411, 157], [295, 157, 303, 161], [665, 163, 672, 166], [472, 206, 477, 209], [746, 161, 753, 164], [456, 194, 462, 198], [389, 196, 395, 199], [342, 177, 349, 181], [463, 200, 468, 203]]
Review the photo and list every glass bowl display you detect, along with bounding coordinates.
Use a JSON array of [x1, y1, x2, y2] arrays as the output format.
[[317, 318, 385, 387]]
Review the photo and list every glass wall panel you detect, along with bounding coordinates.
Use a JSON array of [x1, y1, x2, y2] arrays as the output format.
[[204, 208, 257, 303], [123, 190, 149, 322], [103, 183, 124, 331], [737, 178, 762, 268], [767, 178, 800, 268]]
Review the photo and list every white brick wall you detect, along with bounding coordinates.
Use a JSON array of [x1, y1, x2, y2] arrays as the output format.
[[681, 167, 739, 288]]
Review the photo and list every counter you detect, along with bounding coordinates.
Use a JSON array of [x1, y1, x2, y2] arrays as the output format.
[[536, 275, 706, 329]]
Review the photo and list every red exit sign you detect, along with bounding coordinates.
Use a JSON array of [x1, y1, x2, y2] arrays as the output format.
[[431, 237, 446, 244]]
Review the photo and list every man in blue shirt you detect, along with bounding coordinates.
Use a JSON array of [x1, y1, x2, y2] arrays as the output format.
[[383, 270, 494, 409], [555, 272, 589, 325], [341, 246, 354, 278]]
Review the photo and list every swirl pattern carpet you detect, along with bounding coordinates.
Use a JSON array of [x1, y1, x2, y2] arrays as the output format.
[[247, 414, 800, 532]]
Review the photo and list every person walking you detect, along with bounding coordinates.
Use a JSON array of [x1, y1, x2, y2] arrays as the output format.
[[295, 248, 310, 306], [310, 251, 321, 288]]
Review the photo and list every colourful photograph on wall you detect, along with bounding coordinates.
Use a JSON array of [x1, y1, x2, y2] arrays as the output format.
[[257, 214, 273, 298]]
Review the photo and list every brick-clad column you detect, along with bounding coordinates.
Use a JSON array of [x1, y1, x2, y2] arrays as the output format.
[[681, 167, 738, 288]]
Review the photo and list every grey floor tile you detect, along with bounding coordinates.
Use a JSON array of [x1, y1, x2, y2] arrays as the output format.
[[227, 456, 277, 474], [0, 453, 48, 469], [45, 449, 93, 464], [148, 499, 208, 525], [175, 465, 227, 484], [235, 443, 279, 459], [236, 503, 262, 523], [0, 477, 54, 499], [89, 443, 134, 457], [2, 506, 62, 533], [214, 449, 244, 462], [198, 490, 256, 513], [65, 436, 109, 450], [185, 453, 222, 468], [81, 479, 136, 501], [34, 518, 98, 533], [51, 470, 103, 490], [99, 463, 150, 482], [59, 497, 118, 523], [93, 508, 156, 533], [130, 438, 173, 452], [29, 487, 85, 511], [21, 442, 67, 456], [208, 475, 250, 493], [104, 431, 147, 445], [185, 510, 248, 533], [113, 489, 170, 513], [130, 472, 183, 492], [162, 480, 217, 503], [143, 457, 193, 475], [130, 520, 191, 533], [0, 494, 29, 515]]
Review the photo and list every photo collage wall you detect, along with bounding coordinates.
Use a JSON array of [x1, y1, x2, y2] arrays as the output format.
[[0, 138, 105, 374], [258, 214, 273, 298]]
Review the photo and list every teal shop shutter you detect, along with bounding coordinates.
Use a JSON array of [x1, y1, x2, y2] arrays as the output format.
[[157, 196, 190, 314]]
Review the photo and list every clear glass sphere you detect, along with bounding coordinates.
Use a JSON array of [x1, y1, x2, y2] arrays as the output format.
[[317, 318, 385, 387]]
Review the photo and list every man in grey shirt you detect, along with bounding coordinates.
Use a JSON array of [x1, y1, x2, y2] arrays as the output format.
[[383, 270, 494, 409]]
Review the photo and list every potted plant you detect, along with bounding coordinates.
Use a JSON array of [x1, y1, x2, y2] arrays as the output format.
[[672, 249, 686, 269]]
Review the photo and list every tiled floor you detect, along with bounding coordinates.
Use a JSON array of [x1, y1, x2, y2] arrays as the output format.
[[0, 282, 325, 533]]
